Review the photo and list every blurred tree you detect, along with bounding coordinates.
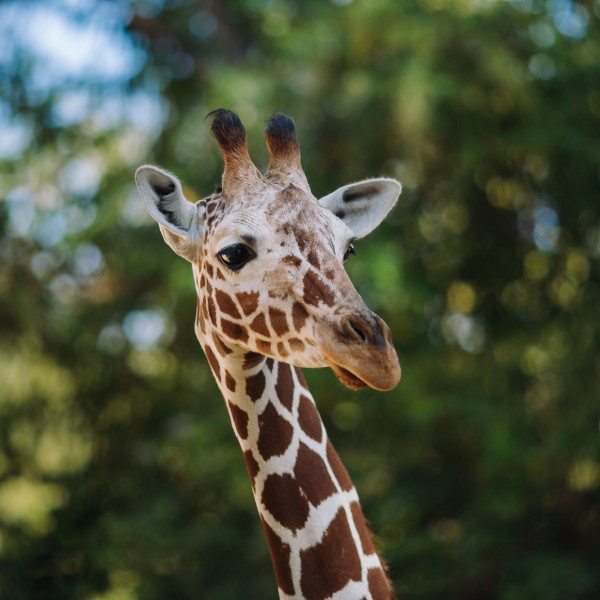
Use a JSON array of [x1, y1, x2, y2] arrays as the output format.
[[0, 0, 599, 598]]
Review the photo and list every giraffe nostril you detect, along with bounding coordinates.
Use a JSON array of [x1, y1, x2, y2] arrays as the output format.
[[343, 315, 371, 345], [348, 319, 368, 343], [342, 314, 388, 348]]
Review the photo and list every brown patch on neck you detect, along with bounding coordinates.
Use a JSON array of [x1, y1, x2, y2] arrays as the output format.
[[228, 401, 249, 440], [261, 473, 309, 532], [326, 440, 355, 492], [298, 394, 323, 442], [368, 567, 394, 599], [257, 403, 293, 460], [245, 370, 266, 402], [243, 351, 264, 370], [350, 501, 376, 556], [294, 366, 308, 388], [224, 370, 236, 392], [294, 443, 336, 506], [275, 363, 294, 411], [243, 450, 259, 490], [292, 302, 309, 331], [261, 518, 295, 596], [299, 507, 362, 600]]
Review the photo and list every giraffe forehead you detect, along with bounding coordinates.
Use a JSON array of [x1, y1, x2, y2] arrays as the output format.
[[209, 190, 347, 254]]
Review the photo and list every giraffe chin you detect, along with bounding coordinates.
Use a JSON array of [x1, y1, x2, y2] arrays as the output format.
[[328, 362, 368, 391], [324, 351, 401, 391]]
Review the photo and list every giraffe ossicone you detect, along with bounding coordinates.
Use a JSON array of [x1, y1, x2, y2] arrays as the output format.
[[135, 109, 402, 600]]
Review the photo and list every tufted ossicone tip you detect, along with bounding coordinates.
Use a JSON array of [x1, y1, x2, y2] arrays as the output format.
[[264, 113, 310, 193], [207, 109, 262, 192]]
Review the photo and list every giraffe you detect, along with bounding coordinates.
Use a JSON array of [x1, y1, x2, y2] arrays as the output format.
[[135, 109, 402, 600]]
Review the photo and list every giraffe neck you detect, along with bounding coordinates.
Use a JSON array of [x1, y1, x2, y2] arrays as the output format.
[[196, 309, 393, 600]]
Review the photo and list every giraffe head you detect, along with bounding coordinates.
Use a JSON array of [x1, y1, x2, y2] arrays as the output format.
[[135, 110, 401, 391]]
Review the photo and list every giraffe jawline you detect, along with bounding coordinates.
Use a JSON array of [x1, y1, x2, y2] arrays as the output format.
[[328, 362, 368, 390]]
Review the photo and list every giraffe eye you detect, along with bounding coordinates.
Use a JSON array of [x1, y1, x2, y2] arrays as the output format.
[[217, 244, 256, 271], [343, 244, 356, 262]]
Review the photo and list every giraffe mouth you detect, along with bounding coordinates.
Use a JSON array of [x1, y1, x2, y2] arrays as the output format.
[[319, 315, 401, 391], [327, 361, 368, 390]]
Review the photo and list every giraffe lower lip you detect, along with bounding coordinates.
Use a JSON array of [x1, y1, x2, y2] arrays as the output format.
[[329, 362, 368, 390]]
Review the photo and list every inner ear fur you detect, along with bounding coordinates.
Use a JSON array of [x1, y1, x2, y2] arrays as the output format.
[[135, 165, 203, 262], [319, 178, 402, 239], [135, 165, 197, 234]]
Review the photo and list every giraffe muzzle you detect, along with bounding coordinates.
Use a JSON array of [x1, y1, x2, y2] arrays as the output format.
[[319, 312, 401, 391]]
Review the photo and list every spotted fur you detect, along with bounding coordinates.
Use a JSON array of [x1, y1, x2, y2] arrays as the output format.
[[135, 110, 402, 600]]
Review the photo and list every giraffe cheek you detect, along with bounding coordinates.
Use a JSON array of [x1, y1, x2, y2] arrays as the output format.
[[302, 269, 336, 308], [201, 295, 218, 327], [215, 288, 242, 319], [221, 318, 250, 345], [268, 307, 290, 337], [292, 302, 309, 332]]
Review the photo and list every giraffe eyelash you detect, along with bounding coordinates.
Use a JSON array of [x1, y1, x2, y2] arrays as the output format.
[[343, 243, 356, 262]]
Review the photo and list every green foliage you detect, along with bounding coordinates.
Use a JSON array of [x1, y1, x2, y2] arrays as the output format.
[[1, 0, 599, 598]]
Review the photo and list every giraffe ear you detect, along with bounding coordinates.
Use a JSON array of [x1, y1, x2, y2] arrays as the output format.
[[318, 178, 401, 239], [135, 165, 203, 262]]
